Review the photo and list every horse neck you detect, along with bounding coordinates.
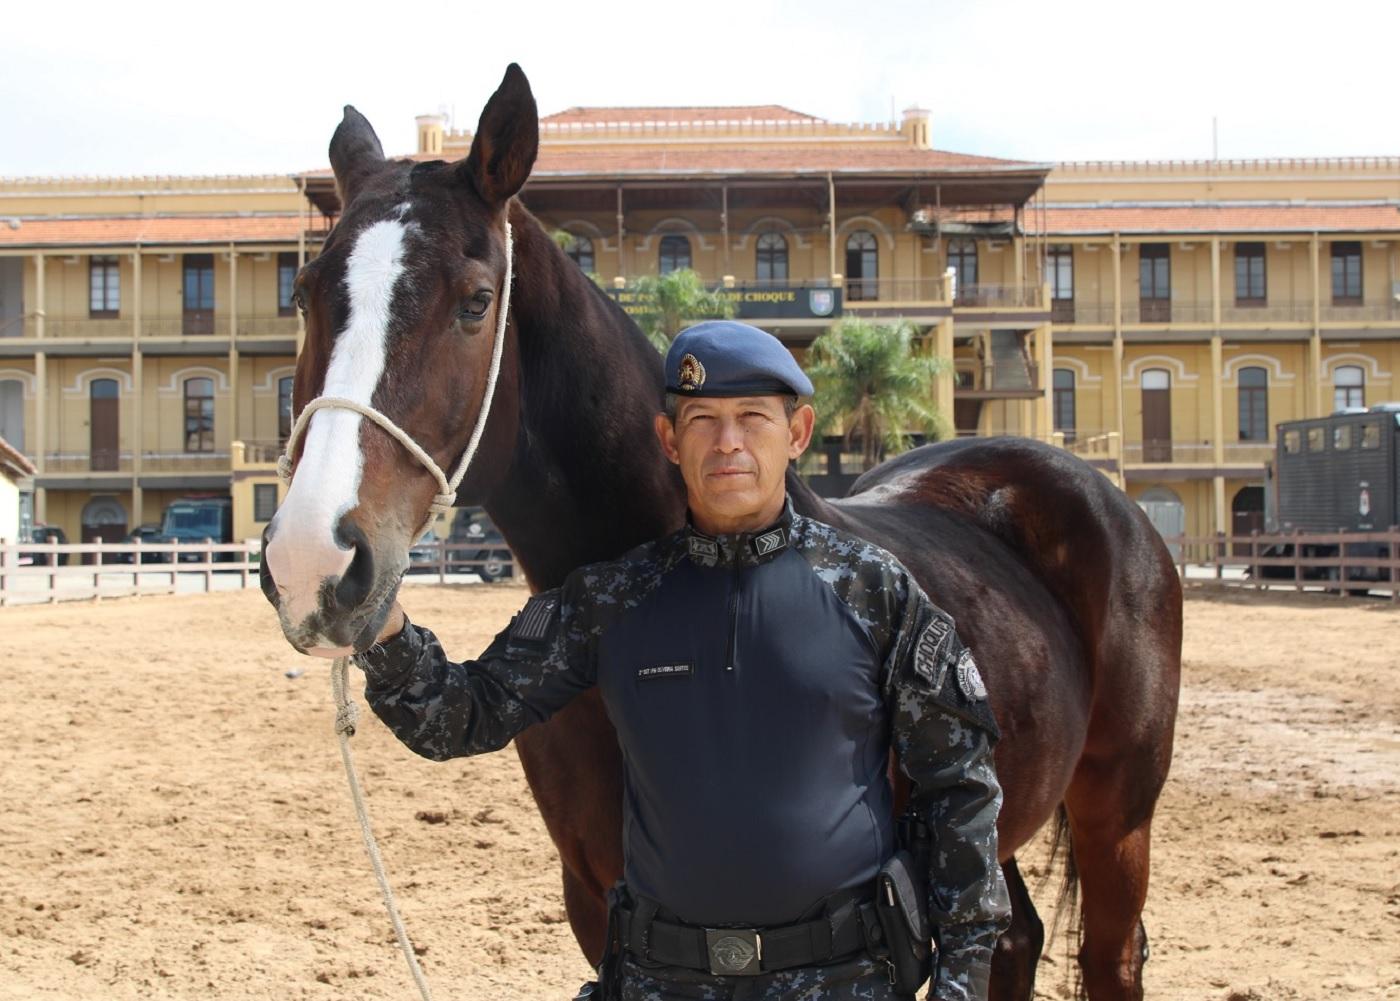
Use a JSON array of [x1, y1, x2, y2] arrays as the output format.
[[485, 206, 686, 589]]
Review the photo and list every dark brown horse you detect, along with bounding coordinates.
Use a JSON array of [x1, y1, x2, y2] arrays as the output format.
[[260, 64, 1180, 1001]]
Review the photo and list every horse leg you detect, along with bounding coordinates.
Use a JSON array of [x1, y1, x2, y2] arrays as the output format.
[[1063, 759, 1160, 1001], [989, 856, 1043, 1001], [513, 690, 625, 966]]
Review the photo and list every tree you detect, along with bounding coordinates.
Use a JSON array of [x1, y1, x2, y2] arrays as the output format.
[[806, 317, 951, 471], [631, 269, 734, 352]]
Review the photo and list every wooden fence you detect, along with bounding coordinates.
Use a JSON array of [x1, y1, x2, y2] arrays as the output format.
[[0, 539, 261, 606], [1164, 528, 1400, 600]]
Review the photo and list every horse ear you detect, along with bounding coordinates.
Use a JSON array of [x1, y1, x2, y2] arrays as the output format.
[[329, 105, 386, 208], [461, 63, 538, 207]]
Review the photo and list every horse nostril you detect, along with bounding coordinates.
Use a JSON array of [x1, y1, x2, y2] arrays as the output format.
[[333, 515, 375, 611]]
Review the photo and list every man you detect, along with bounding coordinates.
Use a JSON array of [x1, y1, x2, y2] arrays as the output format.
[[358, 320, 1009, 1000]]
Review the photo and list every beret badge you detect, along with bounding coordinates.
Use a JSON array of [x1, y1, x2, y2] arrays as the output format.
[[677, 353, 706, 391]]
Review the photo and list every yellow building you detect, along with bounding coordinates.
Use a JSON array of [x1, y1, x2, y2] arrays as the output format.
[[3, 106, 1397, 547]]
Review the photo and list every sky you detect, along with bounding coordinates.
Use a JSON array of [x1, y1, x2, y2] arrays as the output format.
[[3, 0, 1398, 178]]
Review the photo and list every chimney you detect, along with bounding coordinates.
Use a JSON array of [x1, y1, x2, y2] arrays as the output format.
[[902, 106, 931, 149], [415, 113, 447, 156]]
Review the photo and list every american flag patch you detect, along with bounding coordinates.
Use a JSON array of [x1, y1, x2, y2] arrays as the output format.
[[511, 593, 559, 644]]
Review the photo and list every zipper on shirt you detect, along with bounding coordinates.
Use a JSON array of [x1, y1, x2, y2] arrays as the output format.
[[724, 561, 741, 672]]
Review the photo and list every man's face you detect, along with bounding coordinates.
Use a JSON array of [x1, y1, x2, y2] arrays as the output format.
[[654, 395, 815, 533]]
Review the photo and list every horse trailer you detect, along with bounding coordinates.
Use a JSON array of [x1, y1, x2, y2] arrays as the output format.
[[1263, 404, 1400, 583]]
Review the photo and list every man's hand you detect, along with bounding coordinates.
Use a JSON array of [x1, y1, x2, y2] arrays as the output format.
[[373, 602, 406, 646]]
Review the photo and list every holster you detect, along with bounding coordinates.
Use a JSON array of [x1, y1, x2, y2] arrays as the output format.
[[593, 882, 628, 1001], [874, 848, 935, 995]]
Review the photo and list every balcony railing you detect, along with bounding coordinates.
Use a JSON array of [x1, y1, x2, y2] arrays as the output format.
[[953, 284, 1046, 309], [238, 315, 300, 338], [42, 451, 134, 473], [960, 362, 1041, 394], [236, 440, 286, 465], [140, 451, 231, 473], [843, 277, 950, 304], [1055, 299, 1398, 326], [42, 318, 131, 339]]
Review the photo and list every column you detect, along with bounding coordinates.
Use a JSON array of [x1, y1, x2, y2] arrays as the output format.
[[1309, 232, 1323, 416], [827, 174, 837, 280], [131, 249, 144, 518], [1210, 334, 1226, 535], [34, 351, 46, 522], [1035, 322, 1053, 437], [615, 187, 627, 279], [227, 247, 240, 458], [1013, 235, 1025, 289], [34, 253, 45, 340], [934, 316, 955, 427], [1112, 234, 1126, 450], [1210, 238, 1226, 534]]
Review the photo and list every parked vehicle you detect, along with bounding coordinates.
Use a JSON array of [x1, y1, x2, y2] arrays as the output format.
[[28, 524, 70, 566], [1257, 404, 1400, 588], [155, 496, 233, 562], [115, 523, 165, 564], [406, 529, 444, 573], [450, 507, 514, 580]]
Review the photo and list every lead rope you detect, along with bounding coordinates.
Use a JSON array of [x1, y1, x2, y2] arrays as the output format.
[[279, 222, 515, 1001]]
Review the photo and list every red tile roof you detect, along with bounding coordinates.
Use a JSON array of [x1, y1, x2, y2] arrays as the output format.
[[0, 214, 306, 248], [542, 105, 820, 124], [527, 145, 1041, 176], [1036, 203, 1400, 235]]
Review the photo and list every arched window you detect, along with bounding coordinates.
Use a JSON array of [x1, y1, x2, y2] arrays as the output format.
[[0, 379, 23, 453], [755, 231, 788, 284], [184, 377, 214, 453], [90, 378, 119, 471], [278, 376, 294, 446], [1052, 369, 1076, 441], [1333, 365, 1364, 411], [1237, 366, 1269, 441], [947, 239, 978, 299], [565, 235, 594, 273], [659, 234, 691, 275], [845, 231, 878, 301]]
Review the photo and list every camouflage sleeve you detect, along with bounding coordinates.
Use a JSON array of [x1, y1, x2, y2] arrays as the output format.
[[355, 585, 593, 761], [884, 581, 1011, 1001]]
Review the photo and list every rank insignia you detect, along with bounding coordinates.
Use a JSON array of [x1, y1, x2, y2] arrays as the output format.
[[688, 535, 719, 562], [677, 353, 706, 391], [956, 649, 987, 700], [752, 528, 786, 556], [913, 617, 953, 688]]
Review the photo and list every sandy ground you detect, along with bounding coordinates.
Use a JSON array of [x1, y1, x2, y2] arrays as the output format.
[[1, 584, 1397, 1001]]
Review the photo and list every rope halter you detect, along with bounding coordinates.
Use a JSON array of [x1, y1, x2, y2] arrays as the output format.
[[276, 222, 514, 541]]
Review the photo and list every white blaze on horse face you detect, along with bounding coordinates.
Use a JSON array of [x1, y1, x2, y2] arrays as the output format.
[[265, 217, 410, 634]]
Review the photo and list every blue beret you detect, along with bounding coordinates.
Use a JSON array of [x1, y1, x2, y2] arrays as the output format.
[[664, 321, 814, 398]]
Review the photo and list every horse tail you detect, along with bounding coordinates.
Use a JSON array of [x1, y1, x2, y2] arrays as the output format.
[[1043, 803, 1086, 1001]]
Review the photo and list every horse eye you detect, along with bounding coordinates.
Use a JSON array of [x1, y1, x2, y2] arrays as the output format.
[[458, 290, 493, 322]]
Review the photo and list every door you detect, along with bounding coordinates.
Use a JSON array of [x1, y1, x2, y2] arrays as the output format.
[[845, 231, 878, 301], [0, 378, 23, 452], [1231, 486, 1266, 554], [1137, 488, 1185, 559], [90, 378, 119, 471], [1139, 244, 1170, 322], [80, 495, 127, 565], [183, 254, 215, 335], [1141, 368, 1172, 462]]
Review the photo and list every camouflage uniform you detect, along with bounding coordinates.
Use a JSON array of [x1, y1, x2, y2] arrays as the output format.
[[359, 502, 1010, 1001]]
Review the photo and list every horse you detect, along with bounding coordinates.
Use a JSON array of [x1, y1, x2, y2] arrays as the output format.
[[260, 64, 1181, 1001]]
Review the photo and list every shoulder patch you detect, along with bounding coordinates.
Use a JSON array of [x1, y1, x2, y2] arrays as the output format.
[[913, 616, 954, 687], [510, 593, 559, 645], [956, 648, 987, 701]]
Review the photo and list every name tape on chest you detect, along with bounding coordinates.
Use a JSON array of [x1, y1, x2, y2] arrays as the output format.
[[913, 617, 953, 688], [637, 662, 693, 681], [510, 593, 559, 644]]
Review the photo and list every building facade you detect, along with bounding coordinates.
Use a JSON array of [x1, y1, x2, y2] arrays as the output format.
[[2, 107, 1396, 547]]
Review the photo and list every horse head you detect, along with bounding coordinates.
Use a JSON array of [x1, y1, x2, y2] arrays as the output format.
[[261, 64, 538, 656]]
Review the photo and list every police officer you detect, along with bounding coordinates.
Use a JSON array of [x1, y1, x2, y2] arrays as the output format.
[[358, 320, 1010, 1001]]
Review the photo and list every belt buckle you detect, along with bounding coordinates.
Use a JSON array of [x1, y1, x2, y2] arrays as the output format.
[[705, 928, 763, 976]]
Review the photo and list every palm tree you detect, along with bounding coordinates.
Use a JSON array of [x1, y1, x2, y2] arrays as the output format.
[[806, 317, 950, 471], [631, 269, 734, 352]]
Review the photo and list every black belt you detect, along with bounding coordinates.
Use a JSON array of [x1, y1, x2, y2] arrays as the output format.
[[618, 889, 879, 977]]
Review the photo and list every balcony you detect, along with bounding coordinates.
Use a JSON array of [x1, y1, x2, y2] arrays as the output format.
[[235, 439, 284, 465], [953, 283, 1047, 310], [843, 277, 950, 305], [141, 451, 232, 473], [1052, 298, 1399, 328], [42, 451, 134, 474], [1121, 440, 1273, 466]]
